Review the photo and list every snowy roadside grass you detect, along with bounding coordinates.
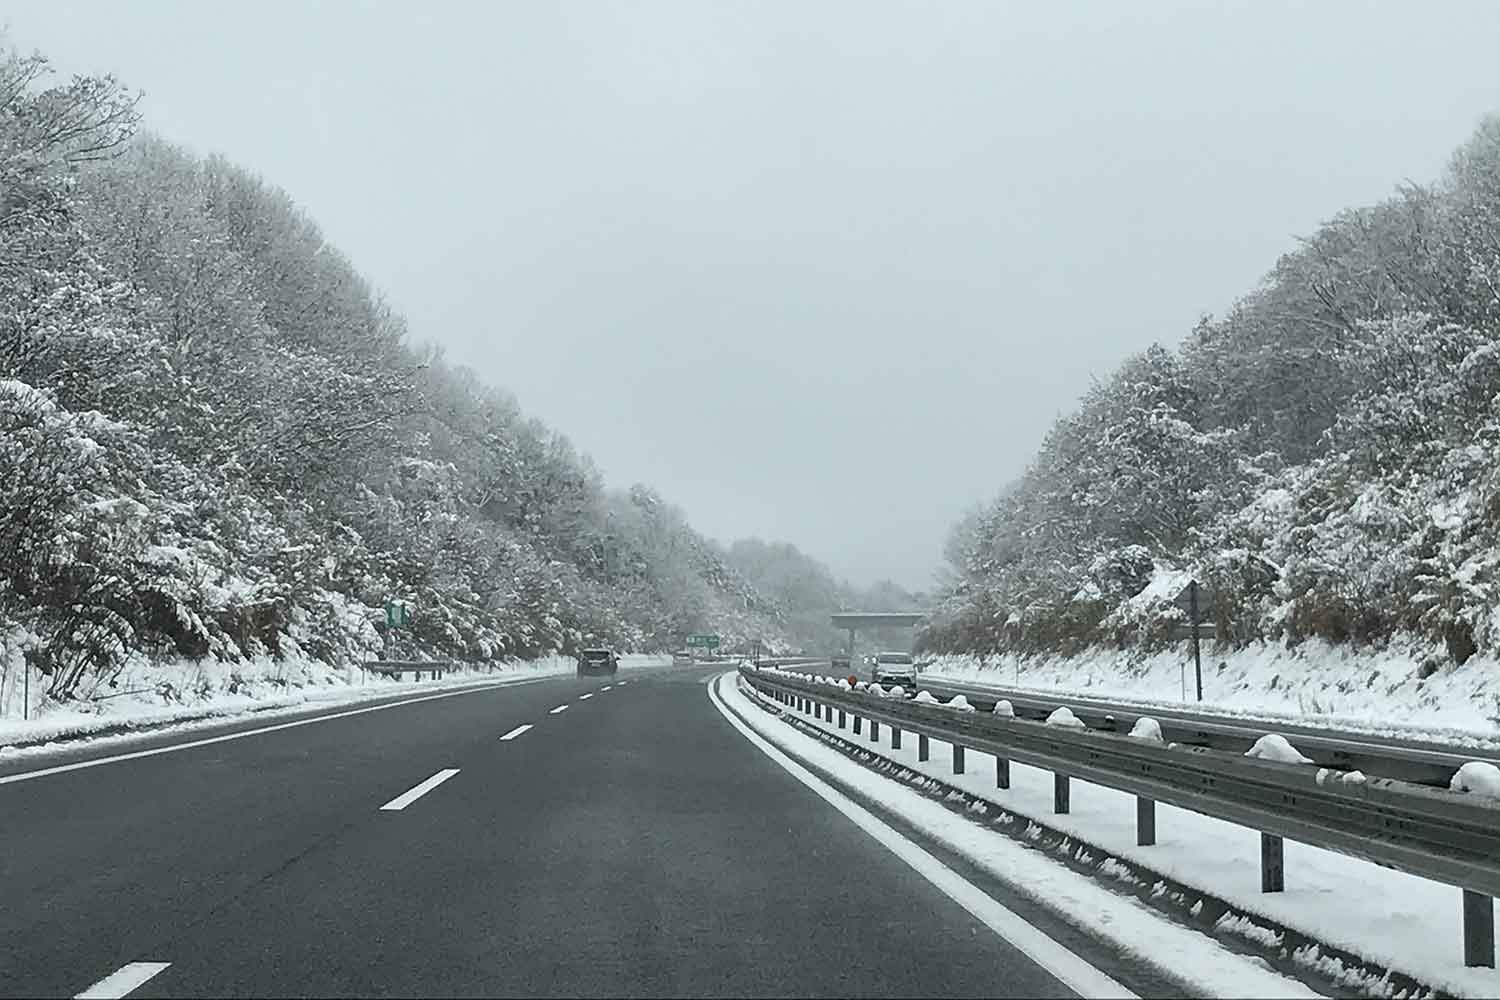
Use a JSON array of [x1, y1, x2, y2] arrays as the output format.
[[719, 674, 1319, 999], [0, 653, 670, 755], [766, 678, 1500, 998], [922, 640, 1500, 746]]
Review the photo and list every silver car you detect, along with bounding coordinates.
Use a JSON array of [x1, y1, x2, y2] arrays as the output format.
[[871, 651, 917, 689]]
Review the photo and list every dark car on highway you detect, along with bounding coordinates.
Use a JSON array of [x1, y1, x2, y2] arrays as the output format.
[[577, 647, 619, 677]]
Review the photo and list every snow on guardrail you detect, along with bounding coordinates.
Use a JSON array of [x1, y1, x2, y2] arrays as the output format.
[[1045, 706, 1087, 730], [1129, 717, 1164, 742], [1452, 761, 1500, 798], [1245, 734, 1314, 764]]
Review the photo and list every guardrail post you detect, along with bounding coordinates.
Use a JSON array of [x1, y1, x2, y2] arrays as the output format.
[[1465, 890, 1495, 968], [870, 719, 881, 742], [996, 755, 1010, 789], [918, 734, 930, 761], [1054, 773, 1070, 814], [1261, 833, 1284, 892], [952, 744, 966, 775], [891, 726, 902, 750], [854, 715, 863, 735], [1137, 797, 1156, 846], [838, 709, 846, 729]]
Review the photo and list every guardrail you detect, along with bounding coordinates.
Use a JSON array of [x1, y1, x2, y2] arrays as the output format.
[[740, 666, 1500, 969], [908, 676, 1500, 789], [361, 660, 456, 680]]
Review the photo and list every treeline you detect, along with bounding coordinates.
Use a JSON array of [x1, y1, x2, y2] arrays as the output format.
[[928, 114, 1500, 671], [0, 47, 861, 703]]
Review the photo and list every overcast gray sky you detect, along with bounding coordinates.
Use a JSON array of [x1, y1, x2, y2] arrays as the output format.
[[8, 1, 1500, 590]]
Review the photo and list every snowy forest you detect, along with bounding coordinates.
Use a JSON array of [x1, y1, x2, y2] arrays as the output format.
[[928, 113, 1500, 673], [0, 48, 910, 705]]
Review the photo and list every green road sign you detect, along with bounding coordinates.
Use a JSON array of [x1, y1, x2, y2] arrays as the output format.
[[686, 633, 720, 648], [386, 601, 410, 628]]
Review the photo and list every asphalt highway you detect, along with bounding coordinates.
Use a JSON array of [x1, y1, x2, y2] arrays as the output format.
[[1, 664, 1081, 998]]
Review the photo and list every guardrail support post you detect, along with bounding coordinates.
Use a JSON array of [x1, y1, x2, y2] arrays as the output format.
[[996, 755, 1010, 789], [953, 744, 966, 774], [1465, 890, 1495, 968], [854, 715, 863, 735], [1137, 797, 1156, 846], [1054, 773, 1070, 814], [870, 719, 880, 742], [892, 726, 902, 750], [1261, 833, 1284, 892], [918, 734, 930, 761], [838, 709, 846, 729]]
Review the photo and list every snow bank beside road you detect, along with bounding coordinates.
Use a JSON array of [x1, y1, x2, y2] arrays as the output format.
[[719, 673, 1318, 999], [761, 676, 1500, 998], [0, 653, 669, 753]]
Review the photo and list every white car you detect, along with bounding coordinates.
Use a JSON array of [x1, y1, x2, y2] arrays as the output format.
[[871, 651, 917, 689]]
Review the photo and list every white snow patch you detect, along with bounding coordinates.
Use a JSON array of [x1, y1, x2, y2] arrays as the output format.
[[1045, 707, 1087, 730], [914, 690, 939, 705], [1128, 717, 1163, 742], [945, 694, 976, 713], [1451, 761, 1500, 798], [1245, 734, 1313, 764], [993, 699, 1015, 718]]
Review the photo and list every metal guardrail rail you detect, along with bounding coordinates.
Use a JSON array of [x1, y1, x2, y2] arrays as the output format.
[[910, 677, 1500, 789], [361, 660, 456, 680], [741, 666, 1500, 969]]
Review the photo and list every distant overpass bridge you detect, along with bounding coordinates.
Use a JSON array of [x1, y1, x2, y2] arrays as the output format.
[[830, 612, 928, 659]]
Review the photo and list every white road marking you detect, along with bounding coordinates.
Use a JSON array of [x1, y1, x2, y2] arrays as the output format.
[[0, 676, 559, 788], [379, 768, 460, 811], [600, 685, 613, 691], [549, 704, 569, 715], [578, 693, 593, 700], [707, 675, 1136, 1000], [499, 724, 533, 741], [75, 962, 171, 999]]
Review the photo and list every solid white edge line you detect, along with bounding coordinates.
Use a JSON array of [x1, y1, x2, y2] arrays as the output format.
[[707, 673, 1136, 1000], [548, 704, 569, 714], [499, 724, 533, 742], [75, 961, 172, 999], [1, 675, 558, 787], [579, 693, 593, 700], [379, 768, 461, 811]]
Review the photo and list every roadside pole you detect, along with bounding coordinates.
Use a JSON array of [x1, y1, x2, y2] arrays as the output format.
[[1190, 580, 1203, 702]]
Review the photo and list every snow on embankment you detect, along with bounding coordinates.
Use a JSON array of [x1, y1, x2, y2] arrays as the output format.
[[922, 640, 1500, 740]]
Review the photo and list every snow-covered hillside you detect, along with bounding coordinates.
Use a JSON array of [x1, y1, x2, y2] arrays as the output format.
[[927, 114, 1500, 728]]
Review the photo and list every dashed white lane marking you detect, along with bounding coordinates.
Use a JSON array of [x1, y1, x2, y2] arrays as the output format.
[[379, 768, 460, 811], [579, 693, 593, 701], [600, 685, 613, 691], [499, 724, 533, 741], [549, 704, 569, 715], [707, 675, 1136, 1000], [75, 961, 171, 998]]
